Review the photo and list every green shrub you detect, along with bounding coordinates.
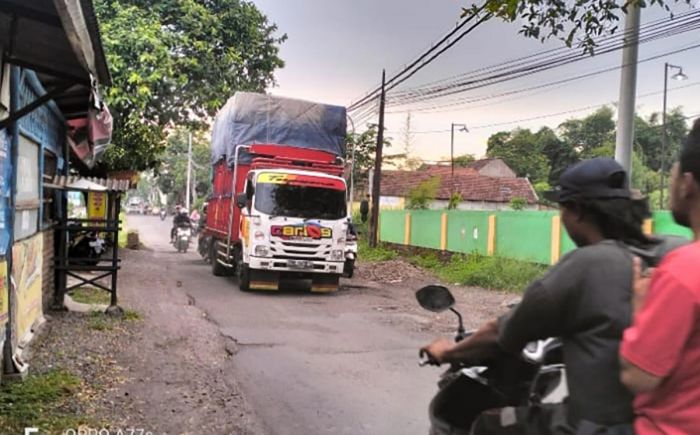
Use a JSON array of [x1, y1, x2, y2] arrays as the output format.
[[358, 239, 398, 262], [408, 251, 547, 292]]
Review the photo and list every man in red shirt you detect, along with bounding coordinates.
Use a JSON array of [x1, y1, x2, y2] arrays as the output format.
[[620, 119, 700, 434]]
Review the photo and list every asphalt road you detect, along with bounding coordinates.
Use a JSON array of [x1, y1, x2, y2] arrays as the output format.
[[128, 215, 444, 435]]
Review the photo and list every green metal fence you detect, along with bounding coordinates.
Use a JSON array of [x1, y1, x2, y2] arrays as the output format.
[[379, 209, 692, 265]]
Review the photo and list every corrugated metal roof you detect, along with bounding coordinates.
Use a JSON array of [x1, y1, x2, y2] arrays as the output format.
[[46, 174, 132, 192]]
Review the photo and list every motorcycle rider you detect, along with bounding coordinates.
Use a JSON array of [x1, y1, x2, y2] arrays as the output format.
[[420, 158, 684, 434], [171, 206, 192, 242]]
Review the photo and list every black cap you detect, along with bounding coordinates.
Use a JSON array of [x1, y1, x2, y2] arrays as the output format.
[[544, 158, 631, 203]]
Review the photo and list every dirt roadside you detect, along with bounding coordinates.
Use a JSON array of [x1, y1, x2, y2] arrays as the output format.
[[23, 245, 512, 434], [25, 247, 263, 435]]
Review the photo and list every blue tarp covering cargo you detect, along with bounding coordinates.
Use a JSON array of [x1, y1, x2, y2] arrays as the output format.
[[210, 92, 347, 166]]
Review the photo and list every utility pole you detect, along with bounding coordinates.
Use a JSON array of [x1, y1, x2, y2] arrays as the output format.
[[450, 123, 468, 191], [614, 4, 641, 179], [369, 70, 386, 248], [186, 131, 192, 211]]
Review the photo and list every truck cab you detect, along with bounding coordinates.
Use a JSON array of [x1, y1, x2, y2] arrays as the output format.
[[237, 169, 348, 281]]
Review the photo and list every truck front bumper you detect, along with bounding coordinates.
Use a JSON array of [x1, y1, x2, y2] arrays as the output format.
[[248, 256, 344, 274]]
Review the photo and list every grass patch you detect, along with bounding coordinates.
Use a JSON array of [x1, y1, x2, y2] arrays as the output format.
[[358, 238, 398, 262], [0, 370, 92, 432], [88, 311, 112, 331], [88, 309, 142, 331], [69, 287, 111, 305], [118, 211, 128, 248], [123, 309, 142, 321], [409, 252, 547, 292]]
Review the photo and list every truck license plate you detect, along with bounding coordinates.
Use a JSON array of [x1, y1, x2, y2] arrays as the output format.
[[288, 260, 313, 270]]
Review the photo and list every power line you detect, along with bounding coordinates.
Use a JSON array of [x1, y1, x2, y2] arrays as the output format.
[[386, 81, 700, 136], [347, 3, 489, 112], [393, 9, 700, 96], [389, 13, 700, 106], [387, 39, 700, 115]]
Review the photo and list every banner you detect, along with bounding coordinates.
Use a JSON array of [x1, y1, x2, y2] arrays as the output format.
[[12, 234, 43, 342], [87, 191, 107, 220], [0, 130, 10, 256]]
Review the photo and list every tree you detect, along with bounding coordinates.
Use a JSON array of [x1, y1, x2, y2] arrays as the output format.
[[407, 177, 441, 210], [635, 109, 688, 171], [454, 154, 476, 167], [486, 128, 549, 183], [536, 127, 578, 185], [95, 0, 286, 173], [559, 107, 616, 158], [157, 128, 212, 207], [465, 1, 690, 52], [346, 124, 392, 186]]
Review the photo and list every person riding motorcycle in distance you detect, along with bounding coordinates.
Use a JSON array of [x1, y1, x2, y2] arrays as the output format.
[[420, 158, 684, 434], [171, 206, 192, 242]]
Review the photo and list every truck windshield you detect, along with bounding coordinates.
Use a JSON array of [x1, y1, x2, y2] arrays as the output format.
[[254, 175, 346, 220]]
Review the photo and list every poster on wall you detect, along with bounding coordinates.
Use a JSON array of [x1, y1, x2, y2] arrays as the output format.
[[11, 234, 43, 342], [0, 130, 10, 256], [88, 191, 107, 220], [0, 260, 8, 325]]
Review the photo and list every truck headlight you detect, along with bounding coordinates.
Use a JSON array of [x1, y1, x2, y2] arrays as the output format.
[[254, 245, 270, 257], [331, 249, 344, 261]]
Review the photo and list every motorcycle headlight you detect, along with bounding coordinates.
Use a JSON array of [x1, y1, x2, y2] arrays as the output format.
[[330, 249, 344, 261], [254, 245, 270, 257]]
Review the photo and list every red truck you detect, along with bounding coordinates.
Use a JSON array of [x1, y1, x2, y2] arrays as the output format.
[[202, 93, 349, 292]]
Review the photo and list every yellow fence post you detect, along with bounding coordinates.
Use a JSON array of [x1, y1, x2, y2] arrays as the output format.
[[550, 215, 562, 265], [440, 213, 448, 250], [404, 213, 411, 245], [643, 218, 654, 235], [487, 215, 496, 256]]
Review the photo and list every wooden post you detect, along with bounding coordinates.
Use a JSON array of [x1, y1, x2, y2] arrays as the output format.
[[487, 215, 496, 256], [551, 215, 562, 265]]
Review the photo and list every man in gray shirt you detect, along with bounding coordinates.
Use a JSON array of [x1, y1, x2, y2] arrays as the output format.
[[421, 158, 684, 434]]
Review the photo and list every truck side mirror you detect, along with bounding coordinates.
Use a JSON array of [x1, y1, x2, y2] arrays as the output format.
[[235, 193, 248, 209]]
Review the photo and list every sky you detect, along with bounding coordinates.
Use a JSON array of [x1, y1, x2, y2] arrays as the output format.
[[250, 0, 700, 162]]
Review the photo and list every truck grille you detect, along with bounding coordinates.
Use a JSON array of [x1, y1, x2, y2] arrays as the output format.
[[270, 240, 331, 260]]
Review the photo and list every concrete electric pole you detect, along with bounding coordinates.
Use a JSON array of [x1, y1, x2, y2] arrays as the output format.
[[614, 4, 641, 180]]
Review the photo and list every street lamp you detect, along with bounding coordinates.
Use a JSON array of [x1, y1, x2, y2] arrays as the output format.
[[450, 123, 469, 180], [660, 63, 688, 209]]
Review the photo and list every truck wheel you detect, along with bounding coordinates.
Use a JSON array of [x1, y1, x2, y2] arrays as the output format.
[[211, 241, 230, 277], [238, 263, 251, 292]]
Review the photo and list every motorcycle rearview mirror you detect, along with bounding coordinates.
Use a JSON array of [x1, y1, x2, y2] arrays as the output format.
[[415, 285, 455, 313], [416, 285, 468, 341]]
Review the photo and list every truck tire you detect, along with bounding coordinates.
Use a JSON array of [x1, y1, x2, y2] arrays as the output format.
[[211, 241, 230, 277], [238, 263, 251, 292]]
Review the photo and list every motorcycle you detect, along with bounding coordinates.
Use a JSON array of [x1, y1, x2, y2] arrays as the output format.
[[173, 224, 192, 253], [198, 232, 212, 263], [343, 225, 358, 278], [68, 231, 106, 266], [160, 209, 167, 221], [417, 285, 567, 434]]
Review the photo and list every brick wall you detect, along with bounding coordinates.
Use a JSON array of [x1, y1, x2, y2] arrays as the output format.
[[41, 228, 54, 310]]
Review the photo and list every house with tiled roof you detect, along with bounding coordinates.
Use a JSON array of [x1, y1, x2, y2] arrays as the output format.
[[379, 159, 539, 210]]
